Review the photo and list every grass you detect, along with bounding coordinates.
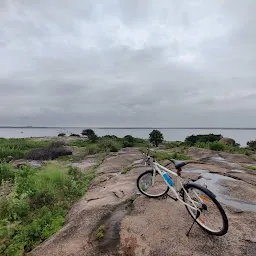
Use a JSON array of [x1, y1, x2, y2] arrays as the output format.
[[193, 141, 252, 155], [0, 138, 50, 160], [121, 164, 135, 174], [0, 161, 96, 255], [127, 194, 138, 203], [244, 165, 256, 171], [96, 225, 105, 240], [151, 151, 191, 161], [71, 136, 148, 152]]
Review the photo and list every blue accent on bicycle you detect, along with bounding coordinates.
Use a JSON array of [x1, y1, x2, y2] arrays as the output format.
[[162, 171, 174, 186]]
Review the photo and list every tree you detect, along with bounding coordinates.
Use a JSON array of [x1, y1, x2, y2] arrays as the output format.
[[81, 129, 98, 142], [149, 130, 164, 147], [247, 140, 256, 150]]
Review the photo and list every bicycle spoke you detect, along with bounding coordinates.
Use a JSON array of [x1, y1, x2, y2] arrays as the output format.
[[184, 188, 225, 233]]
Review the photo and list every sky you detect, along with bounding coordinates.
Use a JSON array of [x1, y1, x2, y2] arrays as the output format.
[[0, 0, 256, 127]]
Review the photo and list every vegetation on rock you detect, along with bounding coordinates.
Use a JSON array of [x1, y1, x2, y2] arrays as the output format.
[[0, 138, 50, 161], [0, 162, 95, 255]]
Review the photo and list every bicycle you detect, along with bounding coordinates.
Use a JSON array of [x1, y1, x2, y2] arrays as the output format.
[[136, 148, 229, 236]]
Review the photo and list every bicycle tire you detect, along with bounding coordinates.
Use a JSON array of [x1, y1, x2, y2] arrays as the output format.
[[182, 183, 228, 236], [137, 170, 170, 198]]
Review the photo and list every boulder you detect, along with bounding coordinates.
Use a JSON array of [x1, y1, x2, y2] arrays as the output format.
[[219, 137, 236, 146], [27, 147, 72, 160]]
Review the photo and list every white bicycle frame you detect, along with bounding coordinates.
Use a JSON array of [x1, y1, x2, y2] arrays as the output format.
[[152, 161, 204, 212]]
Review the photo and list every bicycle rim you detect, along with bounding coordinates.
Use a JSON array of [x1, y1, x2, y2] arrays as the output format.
[[137, 170, 169, 198], [183, 183, 228, 235]]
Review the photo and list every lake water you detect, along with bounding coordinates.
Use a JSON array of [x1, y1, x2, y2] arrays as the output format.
[[0, 127, 256, 146]]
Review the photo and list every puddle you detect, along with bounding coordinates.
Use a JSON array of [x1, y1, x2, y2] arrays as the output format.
[[183, 168, 209, 174], [230, 169, 245, 173], [195, 173, 256, 212], [211, 156, 226, 162], [29, 160, 42, 167], [89, 201, 133, 254], [72, 160, 96, 169]]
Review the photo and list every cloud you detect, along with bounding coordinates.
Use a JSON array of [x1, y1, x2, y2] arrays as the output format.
[[0, 0, 256, 127]]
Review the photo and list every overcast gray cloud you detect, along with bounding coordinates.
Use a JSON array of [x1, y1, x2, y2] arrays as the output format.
[[0, 0, 256, 127]]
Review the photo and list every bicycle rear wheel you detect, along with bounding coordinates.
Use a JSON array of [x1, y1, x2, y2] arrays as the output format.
[[182, 183, 228, 236], [137, 170, 169, 198]]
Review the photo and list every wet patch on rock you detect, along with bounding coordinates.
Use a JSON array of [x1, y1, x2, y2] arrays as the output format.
[[72, 159, 97, 172], [195, 173, 256, 212], [88, 201, 134, 255]]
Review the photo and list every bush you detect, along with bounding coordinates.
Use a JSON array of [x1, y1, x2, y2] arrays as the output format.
[[48, 140, 66, 148], [85, 144, 102, 155], [164, 141, 184, 149], [185, 134, 223, 146], [71, 140, 90, 147], [152, 151, 191, 161], [98, 138, 122, 152], [0, 138, 50, 160], [81, 129, 98, 142], [247, 140, 256, 150], [209, 142, 225, 151], [122, 135, 135, 147], [0, 163, 15, 185], [70, 134, 80, 137], [101, 135, 118, 140], [149, 130, 164, 147], [58, 133, 66, 137], [0, 163, 96, 255]]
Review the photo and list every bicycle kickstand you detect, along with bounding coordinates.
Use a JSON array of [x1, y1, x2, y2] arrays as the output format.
[[186, 211, 200, 237], [186, 218, 196, 237]]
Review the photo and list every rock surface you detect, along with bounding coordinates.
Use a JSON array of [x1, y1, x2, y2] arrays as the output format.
[[31, 147, 256, 256]]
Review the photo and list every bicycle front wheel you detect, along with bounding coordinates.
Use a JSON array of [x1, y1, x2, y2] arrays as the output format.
[[183, 183, 228, 236], [137, 170, 169, 198]]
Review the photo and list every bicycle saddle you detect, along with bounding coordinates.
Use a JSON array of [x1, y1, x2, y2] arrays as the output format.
[[170, 159, 187, 169]]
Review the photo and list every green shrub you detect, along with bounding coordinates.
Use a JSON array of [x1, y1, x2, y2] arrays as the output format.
[[122, 135, 135, 147], [244, 165, 256, 171], [152, 151, 191, 161], [0, 138, 50, 160], [85, 144, 102, 155], [96, 225, 105, 240], [81, 129, 98, 142], [247, 140, 256, 150], [48, 140, 66, 148], [164, 141, 183, 149], [0, 163, 96, 255], [0, 163, 15, 185], [70, 133, 80, 137], [71, 140, 90, 147], [185, 134, 223, 146], [209, 142, 225, 151], [98, 138, 122, 152]]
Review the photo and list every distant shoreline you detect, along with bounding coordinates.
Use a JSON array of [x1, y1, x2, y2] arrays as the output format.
[[0, 127, 256, 130]]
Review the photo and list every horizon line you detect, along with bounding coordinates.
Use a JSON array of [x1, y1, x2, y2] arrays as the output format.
[[0, 126, 256, 130]]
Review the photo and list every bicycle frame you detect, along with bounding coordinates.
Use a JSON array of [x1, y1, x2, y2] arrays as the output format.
[[152, 162, 204, 212]]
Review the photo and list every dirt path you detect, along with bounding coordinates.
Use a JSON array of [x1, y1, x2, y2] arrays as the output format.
[[31, 148, 256, 256]]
